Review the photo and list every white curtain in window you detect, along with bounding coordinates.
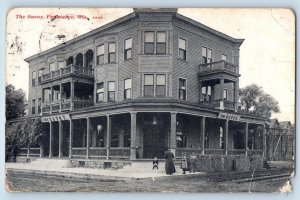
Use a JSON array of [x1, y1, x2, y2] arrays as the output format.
[[145, 32, 154, 42], [157, 32, 166, 43], [144, 75, 154, 85], [97, 45, 104, 55], [156, 75, 166, 85], [124, 78, 132, 89], [179, 38, 186, 50], [125, 38, 132, 49], [109, 43, 116, 53]]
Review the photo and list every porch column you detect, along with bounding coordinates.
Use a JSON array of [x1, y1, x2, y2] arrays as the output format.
[[201, 117, 206, 155], [224, 119, 229, 155], [199, 81, 202, 102], [58, 120, 63, 158], [170, 112, 177, 156], [234, 80, 239, 111], [59, 83, 62, 112], [106, 115, 111, 159], [70, 81, 74, 110], [220, 78, 225, 110], [50, 86, 53, 114], [130, 112, 137, 160], [49, 122, 53, 157], [86, 117, 90, 159], [262, 124, 267, 160], [245, 122, 249, 156], [69, 119, 73, 158]]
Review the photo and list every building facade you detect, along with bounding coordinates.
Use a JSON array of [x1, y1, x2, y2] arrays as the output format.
[[24, 8, 266, 161]]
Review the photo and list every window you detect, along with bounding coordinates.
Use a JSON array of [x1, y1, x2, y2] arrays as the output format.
[[96, 82, 104, 102], [58, 61, 64, 69], [32, 71, 36, 87], [31, 99, 36, 115], [179, 38, 186, 60], [38, 98, 42, 114], [49, 62, 56, 71], [221, 54, 227, 61], [156, 32, 166, 54], [108, 81, 115, 102], [144, 32, 154, 54], [38, 69, 43, 84], [97, 44, 104, 64], [202, 47, 212, 64], [124, 78, 132, 99], [179, 78, 186, 100], [156, 75, 166, 97], [124, 38, 132, 60], [108, 43, 116, 63], [144, 75, 154, 97], [202, 86, 211, 101], [223, 89, 228, 100]]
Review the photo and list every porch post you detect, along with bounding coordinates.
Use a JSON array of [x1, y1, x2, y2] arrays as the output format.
[[262, 124, 267, 160], [225, 119, 229, 155], [199, 80, 202, 101], [106, 115, 111, 159], [245, 122, 249, 156], [59, 83, 62, 112], [130, 112, 137, 160], [201, 117, 206, 155], [86, 117, 90, 159], [234, 80, 239, 111], [70, 81, 74, 110], [49, 121, 53, 157], [170, 112, 177, 156], [69, 119, 73, 158], [220, 78, 225, 110], [50, 86, 53, 114], [58, 120, 63, 158]]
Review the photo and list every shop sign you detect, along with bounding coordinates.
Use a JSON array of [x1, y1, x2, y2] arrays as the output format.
[[218, 112, 240, 121]]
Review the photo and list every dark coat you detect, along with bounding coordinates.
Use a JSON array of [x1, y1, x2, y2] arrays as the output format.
[[164, 150, 176, 174]]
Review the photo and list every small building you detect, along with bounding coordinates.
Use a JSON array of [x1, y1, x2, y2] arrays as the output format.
[[266, 119, 294, 161], [13, 9, 268, 170]]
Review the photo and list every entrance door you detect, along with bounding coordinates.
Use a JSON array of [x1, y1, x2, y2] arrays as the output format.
[[143, 125, 166, 159]]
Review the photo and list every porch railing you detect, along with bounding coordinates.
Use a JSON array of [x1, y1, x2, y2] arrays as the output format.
[[176, 148, 202, 157], [71, 147, 87, 158], [199, 60, 238, 74], [199, 99, 235, 110], [41, 64, 94, 83], [18, 148, 41, 157], [109, 147, 130, 159], [89, 147, 107, 158], [41, 99, 93, 114]]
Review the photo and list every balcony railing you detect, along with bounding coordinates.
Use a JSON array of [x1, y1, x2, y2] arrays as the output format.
[[41, 99, 93, 114], [199, 99, 235, 110], [199, 61, 238, 74], [41, 64, 94, 83]]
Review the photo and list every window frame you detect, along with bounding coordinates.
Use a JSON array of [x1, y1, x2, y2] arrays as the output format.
[[96, 82, 104, 102], [31, 99, 36, 115], [144, 74, 154, 97], [38, 69, 43, 84], [221, 53, 227, 62], [202, 46, 212, 64], [156, 74, 166, 97], [144, 31, 155, 54], [124, 78, 132, 100], [124, 37, 132, 60], [107, 81, 115, 102], [32, 71, 36, 87], [178, 37, 187, 61], [201, 85, 212, 101], [108, 42, 116, 63], [178, 78, 187, 101], [97, 44, 105, 65], [38, 98, 42, 114], [156, 31, 166, 55], [223, 89, 228, 100]]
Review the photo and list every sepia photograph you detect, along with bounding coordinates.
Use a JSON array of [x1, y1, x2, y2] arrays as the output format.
[[4, 8, 295, 193]]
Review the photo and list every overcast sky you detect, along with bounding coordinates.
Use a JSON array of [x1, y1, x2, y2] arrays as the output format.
[[5, 8, 295, 122]]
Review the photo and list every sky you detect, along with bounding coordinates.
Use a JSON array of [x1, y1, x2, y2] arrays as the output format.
[[5, 8, 295, 122]]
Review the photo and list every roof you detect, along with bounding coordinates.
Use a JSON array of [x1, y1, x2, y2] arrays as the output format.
[[279, 121, 292, 128], [25, 8, 244, 62]]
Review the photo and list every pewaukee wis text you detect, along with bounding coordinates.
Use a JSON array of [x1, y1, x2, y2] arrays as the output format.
[[15, 14, 103, 20]]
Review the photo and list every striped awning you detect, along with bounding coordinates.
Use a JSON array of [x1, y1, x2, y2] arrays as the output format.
[[41, 114, 71, 122]]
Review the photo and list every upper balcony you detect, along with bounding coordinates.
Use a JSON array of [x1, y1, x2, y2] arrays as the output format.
[[41, 64, 94, 84], [199, 61, 239, 77]]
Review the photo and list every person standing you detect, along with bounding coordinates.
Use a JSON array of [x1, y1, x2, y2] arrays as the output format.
[[181, 153, 189, 174], [153, 157, 159, 170], [189, 152, 197, 173], [164, 148, 176, 175]]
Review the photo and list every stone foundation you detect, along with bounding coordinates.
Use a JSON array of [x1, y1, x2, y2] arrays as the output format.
[[70, 159, 131, 169]]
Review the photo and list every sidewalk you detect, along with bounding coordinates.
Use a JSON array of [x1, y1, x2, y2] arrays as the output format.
[[5, 162, 204, 179]]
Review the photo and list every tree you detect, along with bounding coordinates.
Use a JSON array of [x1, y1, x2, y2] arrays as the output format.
[[239, 84, 280, 118], [6, 84, 26, 120]]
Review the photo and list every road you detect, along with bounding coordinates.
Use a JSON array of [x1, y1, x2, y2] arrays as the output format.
[[5, 170, 291, 193]]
